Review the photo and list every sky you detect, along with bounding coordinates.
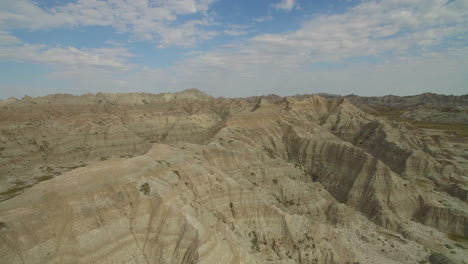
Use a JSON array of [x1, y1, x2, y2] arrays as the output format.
[[0, 0, 467, 99]]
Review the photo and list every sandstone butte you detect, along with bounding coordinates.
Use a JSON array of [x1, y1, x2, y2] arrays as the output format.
[[0, 89, 467, 264]]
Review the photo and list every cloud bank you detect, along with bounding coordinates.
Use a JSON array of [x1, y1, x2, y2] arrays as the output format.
[[0, 0, 467, 98], [273, 0, 296, 11]]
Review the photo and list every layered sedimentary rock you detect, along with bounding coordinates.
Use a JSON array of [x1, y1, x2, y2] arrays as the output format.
[[0, 90, 467, 264]]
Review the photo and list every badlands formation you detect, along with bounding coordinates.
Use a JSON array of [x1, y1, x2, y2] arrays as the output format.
[[0, 89, 467, 264]]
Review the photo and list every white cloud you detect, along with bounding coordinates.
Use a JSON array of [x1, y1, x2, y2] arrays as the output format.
[[45, 47, 465, 98], [1, 0, 467, 98], [0, 31, 21, 45], [115, 0, 468, 96], [116, 47, 468, 97], [0, 44, 133, 69], [223, 24, 250, 36], [224, 29, 248, 36], [176, 0, 467, 73], [254, 16, 273, 23], [0, 0, 219, 47], [273, 0, 296, 11]]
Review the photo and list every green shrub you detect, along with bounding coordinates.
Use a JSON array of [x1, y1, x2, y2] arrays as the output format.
[[263, 146, 277, 159], [250, 231, 260, 252], [140, 183, 150, 195]]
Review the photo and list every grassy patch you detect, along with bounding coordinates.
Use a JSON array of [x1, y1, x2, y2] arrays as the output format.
[[371, 107, 405, 120], [411, 122, 468, 137], [250, 231, 260, 252], [447, 233, 468, 243], [370, 106, 468, 137], [455, 243, 467, 249], [0, 173, 57, 202], [36, 175, 54, 182], [0, 185, 32, 202], [414, 179, 433, 191]]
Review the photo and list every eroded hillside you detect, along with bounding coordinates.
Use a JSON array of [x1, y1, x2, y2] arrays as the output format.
[[0, 90, 467, 264]]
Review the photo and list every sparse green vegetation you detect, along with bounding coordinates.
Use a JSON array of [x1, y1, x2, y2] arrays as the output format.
[[411, 122, 468, 137], [371, 107, 404, 120], [229, 202, 235, 216], [156, 160, 170, 166], [263, 146, 277, 159], [292, 162, 303, 169], [0, 185, 32, 202], [250, 231, 260, 252], [455, 243, 466, 249], [370, 106, 468, 137], [140, 183, 150, 195], [439, 107, 460, 113], [58, 164, 87, 170], [447, 233, 468, 243], [0, 221, 7, 229], [36, 175, 54, 182], [414, 179, 433, 191]]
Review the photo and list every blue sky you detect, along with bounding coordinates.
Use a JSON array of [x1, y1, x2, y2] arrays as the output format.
[[0, 0, 467, 99]]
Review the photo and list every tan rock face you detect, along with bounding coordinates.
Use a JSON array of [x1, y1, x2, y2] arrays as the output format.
[[0, 90, 467, 264]]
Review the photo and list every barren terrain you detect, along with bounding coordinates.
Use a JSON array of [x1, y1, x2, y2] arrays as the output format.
[[0, 90, 467, 264]]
